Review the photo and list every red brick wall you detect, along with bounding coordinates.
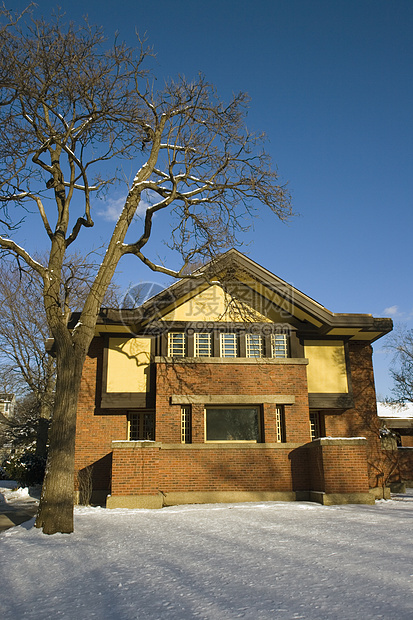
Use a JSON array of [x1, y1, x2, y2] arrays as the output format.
[[398, 448, 413, 480], [155, 360, 311, 444], [318, 443, 370, 493], [158, 446, 295, 493], [75, 337, 127, 493], [322, 342, 384, 487], [380, 448, 413, 484], [324, 342, 380, 440], [111, 445, 160, 496], [74, 338, 381, 501], [109, 439, 371, 498], [306, 441, 370, 494]]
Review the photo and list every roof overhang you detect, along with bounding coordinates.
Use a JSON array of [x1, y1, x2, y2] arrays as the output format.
[[69, 249, 393, 343]]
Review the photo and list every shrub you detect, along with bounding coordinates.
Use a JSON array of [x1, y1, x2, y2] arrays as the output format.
[[2, 448, 46, 486]]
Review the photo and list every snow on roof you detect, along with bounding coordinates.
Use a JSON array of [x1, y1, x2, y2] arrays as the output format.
[[377, 401, 413, 419]]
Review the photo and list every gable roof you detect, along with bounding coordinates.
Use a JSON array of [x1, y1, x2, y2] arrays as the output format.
[[92, 249, 392, 343]]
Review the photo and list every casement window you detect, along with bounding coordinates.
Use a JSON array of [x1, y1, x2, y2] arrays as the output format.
[[128, 411, 155, 441], [275, 405, 286, 443], [205, 406, 261, 442], [309, 411, 324, 441], [181, 405, 192, 443], [194, 332, 212, 357], [168, 332, 186, 357], [220, 333, 238, 357], [246, 334, 263, 358], [271, 333, 288, 358]]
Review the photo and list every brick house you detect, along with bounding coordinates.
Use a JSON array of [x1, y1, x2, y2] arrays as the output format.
[[74, 249, 394, 508]]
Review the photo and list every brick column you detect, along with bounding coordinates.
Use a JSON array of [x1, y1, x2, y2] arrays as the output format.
[[307, 437, 374, 505], [107, 441, 162, 509]]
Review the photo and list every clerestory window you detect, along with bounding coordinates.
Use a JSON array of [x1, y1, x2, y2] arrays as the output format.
[[246, 334, 263, 358], [271, 333, 288, 358], [168, 332, 186, 357], [194, 332, 212, 357], [220, 333, 238, 357]]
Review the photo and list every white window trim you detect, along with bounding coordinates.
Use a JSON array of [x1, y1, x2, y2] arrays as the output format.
[[168, 332, 186, 357], [246, 334, 263, 358], [181, 405, 192, 443], [194, 332, 212, 357], [310, 410, 322, 441], [275, 405, 286, 443], [271, 333, 288, 358], [220, 333, 238, 358]]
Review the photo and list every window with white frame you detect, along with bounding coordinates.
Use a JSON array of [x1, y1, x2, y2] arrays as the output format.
[[181, 405, 192, 443], [168, 332, 186, 357], [246, 334, 263, 358], [194, 332, 212, 357], [271, 333, 288, 358], [205, 406, 261, 442], [275, 405, 286, 442], [128, 411, 155, 441], [220, 333, 238, 357], [309, 411, 324, 441]]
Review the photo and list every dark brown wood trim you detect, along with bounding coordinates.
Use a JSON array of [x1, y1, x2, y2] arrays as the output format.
[[308, 393, 354, 409], [101, 392, 154, 409]]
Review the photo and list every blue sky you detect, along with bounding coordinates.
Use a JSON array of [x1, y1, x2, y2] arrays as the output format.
[[11, 0, 413, 397]]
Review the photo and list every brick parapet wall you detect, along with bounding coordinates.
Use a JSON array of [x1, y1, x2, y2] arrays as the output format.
[[109, 439, 371, 499], [307, 439, 370, 493], [158, 445, 296, 493], [111, 442, 161, 496]]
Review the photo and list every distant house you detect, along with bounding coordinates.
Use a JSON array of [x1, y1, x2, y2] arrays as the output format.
[[0, 394, 15, 419], [73, 249, 396, 508], [377, 402, 413, 487], [377, 402, 413, 447]]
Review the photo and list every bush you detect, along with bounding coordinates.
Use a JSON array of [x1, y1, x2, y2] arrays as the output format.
[[0, 465, 9, 480], [2, 448, 46, 486]]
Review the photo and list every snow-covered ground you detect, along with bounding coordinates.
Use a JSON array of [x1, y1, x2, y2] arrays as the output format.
[[0, 479, 38, 502], [1, 483, 412, 620]]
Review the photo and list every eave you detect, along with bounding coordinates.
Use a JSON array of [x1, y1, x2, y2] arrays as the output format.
[[67, 249, 393, 344]]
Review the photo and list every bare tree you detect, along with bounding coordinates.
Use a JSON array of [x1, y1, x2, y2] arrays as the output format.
[[0, 261, 55, 457], [0, 255, 120, 459], [0, 9, 292, 534], [387, 327, 413, 403]]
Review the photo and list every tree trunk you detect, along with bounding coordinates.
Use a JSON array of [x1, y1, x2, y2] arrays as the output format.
[[35, 417, 50, 460], [35, 396, 53, 459], [35, 342, 86, 535]]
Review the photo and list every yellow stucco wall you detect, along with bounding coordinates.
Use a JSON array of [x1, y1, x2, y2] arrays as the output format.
[[304, 340, 348, 393], [162, 284, 269, 322], [107, 337, 151, 393]]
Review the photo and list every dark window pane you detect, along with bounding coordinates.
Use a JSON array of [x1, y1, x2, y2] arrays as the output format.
[[206, 407, 259, 441]]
